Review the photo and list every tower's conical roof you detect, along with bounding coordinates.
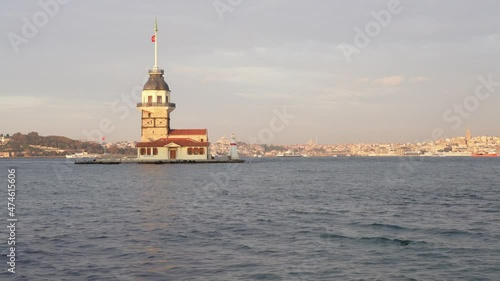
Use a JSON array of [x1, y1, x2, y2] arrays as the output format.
[[143, 69, 170, 91]]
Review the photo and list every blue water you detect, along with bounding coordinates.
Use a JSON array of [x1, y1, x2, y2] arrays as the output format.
[[1, 157, 499, 280]]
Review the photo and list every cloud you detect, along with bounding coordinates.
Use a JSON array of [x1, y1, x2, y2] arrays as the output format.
[[411, 76, 431, 83], [172, 66, 287, 84], [0, 96, 107, 112], [372, 76, 405, 86], [0, 96, 46, 111], [220, 50, 247, 57], [236, 92, 291, 101]]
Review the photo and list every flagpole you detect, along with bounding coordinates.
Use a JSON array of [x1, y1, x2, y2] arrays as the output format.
[[154, 17, 158, 70]]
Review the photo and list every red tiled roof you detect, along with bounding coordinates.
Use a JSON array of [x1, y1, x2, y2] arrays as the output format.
[[169, 129, 207, 136], [136, 138, 209, 148]]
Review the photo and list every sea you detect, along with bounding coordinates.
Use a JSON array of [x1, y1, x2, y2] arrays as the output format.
[[0, 157, 499, 280]]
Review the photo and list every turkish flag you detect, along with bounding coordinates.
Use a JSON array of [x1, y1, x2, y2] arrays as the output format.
[[151, 35, 156, 42]]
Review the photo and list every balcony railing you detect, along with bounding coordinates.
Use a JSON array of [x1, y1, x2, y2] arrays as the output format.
[[137, 102, 176, 108], [149, 68, 164, 74]]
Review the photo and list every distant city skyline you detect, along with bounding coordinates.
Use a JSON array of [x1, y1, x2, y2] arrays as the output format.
[[1, 1, 500, 144]]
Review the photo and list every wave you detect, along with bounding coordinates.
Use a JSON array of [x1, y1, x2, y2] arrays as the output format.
[[248, 273, 282, 280], [425, 227, 485, 237], [319, 233, 424, 246], [349, 222, 410, 231]]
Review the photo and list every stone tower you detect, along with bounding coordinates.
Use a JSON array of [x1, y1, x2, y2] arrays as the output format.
[[136, 18, 176, 142], [465, 128, 471, 146]]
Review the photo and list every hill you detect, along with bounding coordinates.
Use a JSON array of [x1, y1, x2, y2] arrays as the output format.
[[0, 132, 105, 157]]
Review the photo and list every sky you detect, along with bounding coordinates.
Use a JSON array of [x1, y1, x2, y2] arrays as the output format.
[[1, 0, 499, 144]]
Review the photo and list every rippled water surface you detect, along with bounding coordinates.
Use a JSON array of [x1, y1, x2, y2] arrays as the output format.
[[1, 157, 499, 280]]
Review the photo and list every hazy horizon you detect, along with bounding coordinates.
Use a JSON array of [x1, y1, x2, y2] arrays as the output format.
[[2, 0, 500, 144]]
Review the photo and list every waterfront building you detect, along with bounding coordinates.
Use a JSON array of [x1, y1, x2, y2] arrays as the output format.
[[0, 151, 15, 158], [135, 19, 209, 160]]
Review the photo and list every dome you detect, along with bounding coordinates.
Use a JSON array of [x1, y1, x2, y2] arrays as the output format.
[[143, 70, 170, 91]]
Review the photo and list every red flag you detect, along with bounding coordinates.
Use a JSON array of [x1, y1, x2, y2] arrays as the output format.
[[151, 35, 156, 42]]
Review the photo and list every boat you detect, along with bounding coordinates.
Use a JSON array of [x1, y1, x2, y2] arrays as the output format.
[[437, 152, 472, 157], [66, 151, 98, 159], [472, 152, 498, 157], [277, 150, 302, 157]]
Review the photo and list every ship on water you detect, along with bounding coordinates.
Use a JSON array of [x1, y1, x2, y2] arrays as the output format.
[[277, 150, 303, 157], [66, 151, 98, 159], [472, 151, 498, 157]]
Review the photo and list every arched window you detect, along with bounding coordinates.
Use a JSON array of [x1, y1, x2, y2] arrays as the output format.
[[194, 148, 199, 155], [199, 148, 205, 155], [146, 148, 151, 155], [140, 148, 146, 155], [188, 148, 193, 155], [153, 148, 158, 155]]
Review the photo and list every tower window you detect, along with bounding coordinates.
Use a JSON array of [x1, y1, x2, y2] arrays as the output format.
[[157, 96, 162, 104], [148, 113, 151, 117]]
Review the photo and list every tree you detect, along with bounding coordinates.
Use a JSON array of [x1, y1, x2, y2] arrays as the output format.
[[107, 145, 119, 155], [27, 132, 39, 138]]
